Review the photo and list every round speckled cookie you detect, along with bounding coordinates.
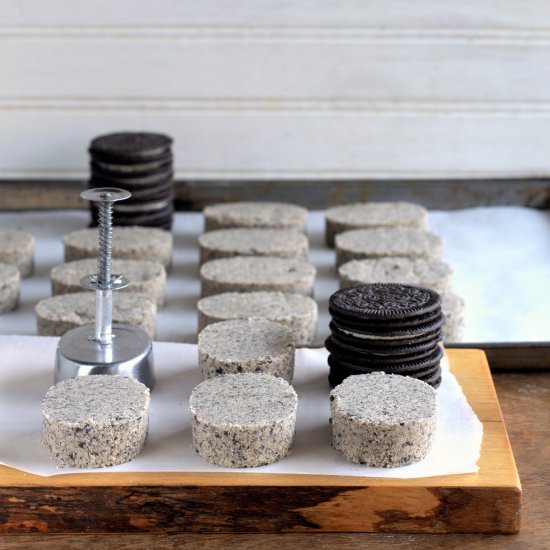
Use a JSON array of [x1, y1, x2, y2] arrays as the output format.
[[63, 226, 173, 268], [329, 371, 436, 467], [328, 363, 442, 390], [335, 227, 442, 268], [189, 373, 298, 468], [198, 319, 295, 382], [203, 202, 308, 233], [338, 257, 452, 294], [197, 291, 317, 346], [441, 291, 466, 343], [0, 262, 20, 314], [50, 258, 166, 307], [325, 201, 427, 247], [200, 257, 316, 298], [42, 375, 150, 468], [36, 292, 157, 338], [198, 228, 308, 264], [0, 230, 35, 277]]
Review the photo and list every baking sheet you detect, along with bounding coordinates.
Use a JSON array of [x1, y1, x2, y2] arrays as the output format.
[[0, 335, 482, 478], [0, 207, 548, 344]]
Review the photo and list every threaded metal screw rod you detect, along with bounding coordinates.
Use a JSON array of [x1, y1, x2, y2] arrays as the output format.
[[97, 198, 113, 288], [80, 187, 131, 346]]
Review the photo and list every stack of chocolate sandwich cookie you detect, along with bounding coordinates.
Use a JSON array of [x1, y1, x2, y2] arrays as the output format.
[[88, 132, 174, 230], [326, 283, 444, 388]]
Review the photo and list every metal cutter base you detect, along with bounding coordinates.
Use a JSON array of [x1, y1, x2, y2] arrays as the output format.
[[54, 324, 155, 390]]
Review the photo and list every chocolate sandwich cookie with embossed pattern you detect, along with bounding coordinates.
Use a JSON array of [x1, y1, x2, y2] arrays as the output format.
[[329, 321, 443, 348], [89, 132, 172, 159], [329, 283, 442, 324], [89, 132, 174, 229], [327, 347, 443, 388], [325, 335, 440, 364], [326, 284, 444, 388], [91, 154, 172, 176]]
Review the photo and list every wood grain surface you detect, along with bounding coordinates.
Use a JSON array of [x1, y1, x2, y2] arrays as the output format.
[[0, 371, 545, 548], [0, 350, 521, 538]]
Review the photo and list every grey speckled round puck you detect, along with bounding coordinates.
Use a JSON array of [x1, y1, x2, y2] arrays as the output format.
[[204, 202, 308, 233], [42, 375, 150, 468], [198, 319, 295, 382], [197, 291, 317, 346], [0, 230, 35, 277], [441, 291, 465, 343], [50, 258, 166, 307], [63, 226, 173, 268], [325, 202, 427, 246], [335, 228, 442, 268], [189, 373, 298, 468], [339, 257, 452, 294], [330, 371, 436, 467], [200, 257, 316, 298], [198, 228, 308, 264], [0, 262, 20, 314], [35, 292, 157, 338]]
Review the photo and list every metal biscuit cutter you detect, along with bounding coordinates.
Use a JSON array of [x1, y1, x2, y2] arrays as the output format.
[[54, 187, 155, 390]]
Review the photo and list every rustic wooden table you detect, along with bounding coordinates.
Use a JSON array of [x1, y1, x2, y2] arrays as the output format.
[[1, 370, 547, 549]]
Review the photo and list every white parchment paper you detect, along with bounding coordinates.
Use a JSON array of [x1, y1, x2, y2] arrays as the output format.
[[0, 335, 482, 478], [0, 207, 548, 344]]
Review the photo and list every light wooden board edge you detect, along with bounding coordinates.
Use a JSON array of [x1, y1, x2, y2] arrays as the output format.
[[0, 349, 520, 489], [0, 348, 522, 534]]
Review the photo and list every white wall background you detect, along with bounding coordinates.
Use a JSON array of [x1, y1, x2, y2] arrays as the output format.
[[1, 0, 550, 180]]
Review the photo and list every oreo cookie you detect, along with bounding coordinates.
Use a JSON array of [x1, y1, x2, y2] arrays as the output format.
[[330, 284, 441, 322], [330, 321, 442, 348], [89, 132, 172, 159], [325, 336, 440, 364], [88, 132, 174, 230], [91, 153, 173, 173], [327, 346, 443, 376], [326, 284, 444, 388]]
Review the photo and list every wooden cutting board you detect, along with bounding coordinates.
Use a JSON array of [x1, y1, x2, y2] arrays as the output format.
[[0, 349, 521, 534]]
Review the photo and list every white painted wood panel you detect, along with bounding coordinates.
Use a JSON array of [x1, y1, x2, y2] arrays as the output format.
[[3, 39, 550, 101], [2, 110, 549, 179], [2, 0, 550, 29], [1, 1, 550, 179]]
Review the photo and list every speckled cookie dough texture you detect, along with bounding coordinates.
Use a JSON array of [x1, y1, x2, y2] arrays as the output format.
[[35, 292, 157, 338], [0, 262, 20, 314], [189, 373, 298, 468], [441, 291, 465, 343], [198, 319, 295, 382], [203, 202, 308, 233], [325, 202, 427, 247], [338, 257, 452, 294], [335, 227, 443, 268], [0, 230, 35, 277], [63, 226, 173, 268], [198, 228, 308, 264], [197, 291, 318, 346], [200, 256, 316, 298], [330, 372, 436, 467], [50, 258, 166, 307], [42, 375, 150, 468]]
